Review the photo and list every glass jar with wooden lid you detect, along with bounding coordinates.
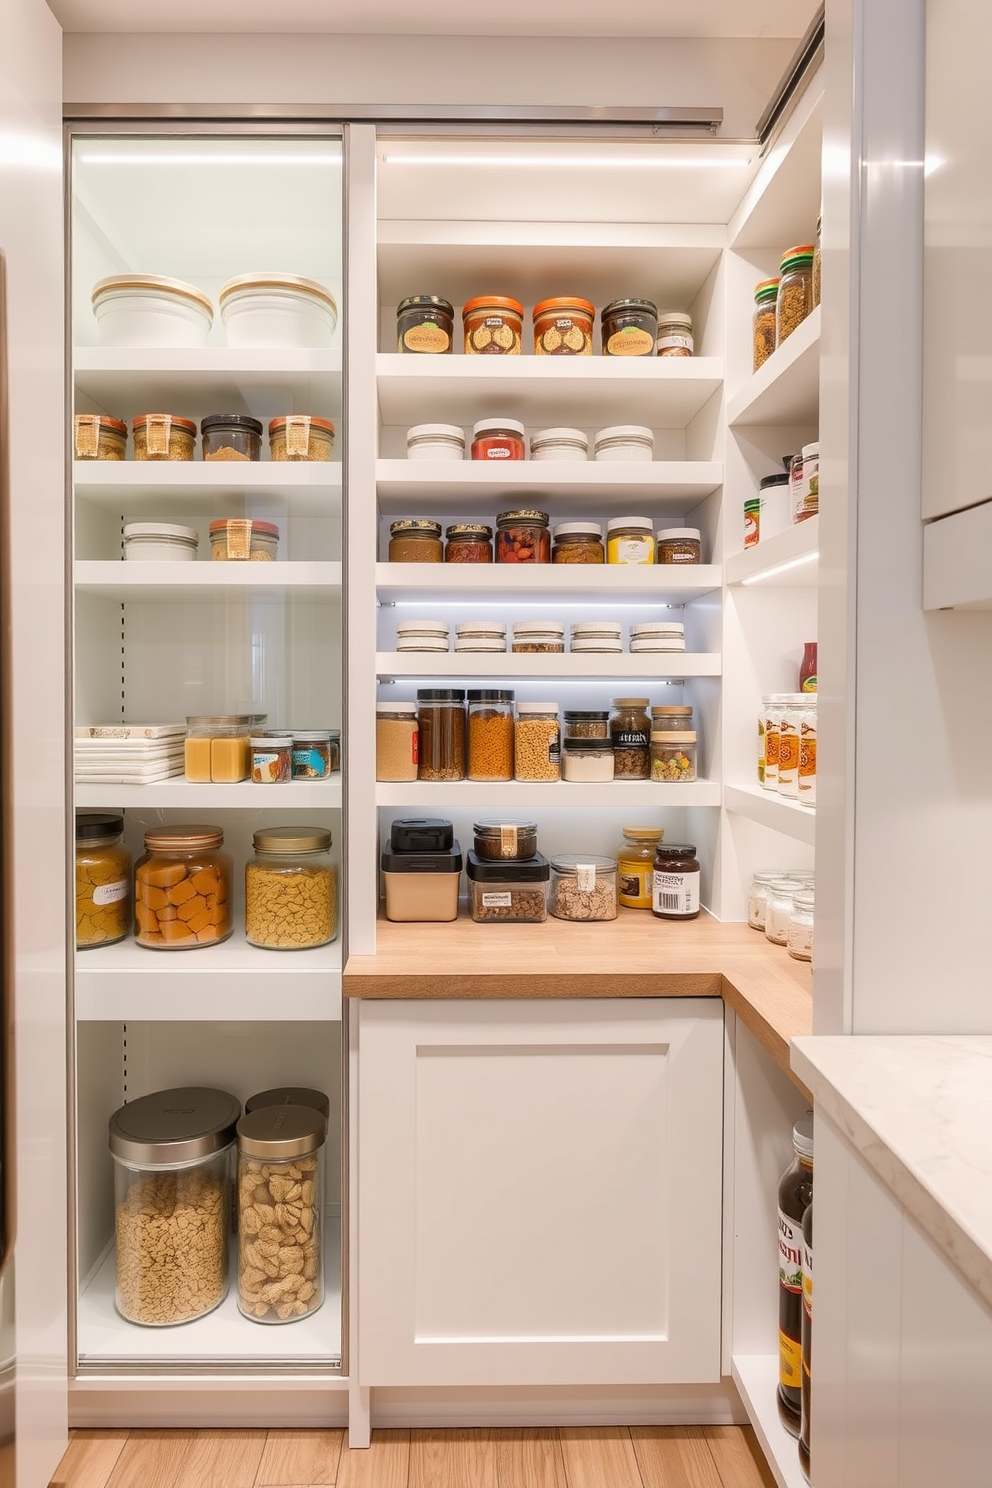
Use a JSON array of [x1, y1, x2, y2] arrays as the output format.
[[268, 415, 335, 462]]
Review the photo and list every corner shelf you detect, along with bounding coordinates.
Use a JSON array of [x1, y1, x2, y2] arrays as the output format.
[[725, 518, 819, 588], [731, 1355, 808, 1488], [73, 777, 342, 809], [376, 651, 721, 680], [726, 309, 820, 429], [74, 560, 342, 599], [74, 461, 341, 517], [725, 784, 815, 846], [376, 562, 722, 605], [375, 780, 721, 809]]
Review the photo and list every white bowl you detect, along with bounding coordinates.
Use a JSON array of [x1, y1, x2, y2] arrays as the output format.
[[220, 274, 338, 349], [92, 275, 214, 349]]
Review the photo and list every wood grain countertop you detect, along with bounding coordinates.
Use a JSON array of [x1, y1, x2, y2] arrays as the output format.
[[343, 910, 813, 1095]]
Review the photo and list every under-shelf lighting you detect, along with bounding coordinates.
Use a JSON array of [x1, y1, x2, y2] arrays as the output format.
[[382, 153, 750, 169], [77, 153, 342, 166], [740, 551, 818, 585], [387, 600, 682, 610]]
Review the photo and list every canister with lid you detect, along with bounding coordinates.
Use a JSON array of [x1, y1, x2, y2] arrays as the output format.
[[472, 419, 526, 461], [777, 697, 805, 799], [601, 297, 658, 356], [652, 843, 701, 920], [455, 621, 506, 653], [530, 428, 588, 462], [651, 704, 693, 732], [656, 311, 694, 357], [132, 414, 196, 461], [594, 426, 654, 463], [495, 508, 550, 563], [184, 714, 252, 783], [629, 621, 685, 654], [269, 415, 335, 462], [467, 689, 515, 782], [445, 524, 493, 563], [92, 273, 214, 349], [219, 273, 337, 349], [650, 730, 697, 781], [616, 825, 664, 909], [134, 825, 232, 948], [610, 698, 651, 779], [472, 819, 539, 861], [123, 522, 199, 562], [777, 245, 815, 346], [396, 619, 449, 653], [753, 277, 780, 371], [462, 294, 523, 354], [406, 424, 465, 461], [533, 296, 594, 356], [656, 528, 702, 564], [376, 702, 419, 782], [389, 520, 443, 563], [514, 704, 560, 781], [396, 294, 454, 354], [466, 853, 550, 923], [246, 826, 336, 949], [561, 737, 614, 781], [76, 811, 131, 949], [570, 621, 622, 654], [562, 709, 609, 739], [512, 621, 564, 653], [251, 735, 292, 784], [417, 689, 466, 781], [761, 694, 793, 790], [291, 730, 333, 780], [552, 522, 604, 564], [73, 413, 127, 460], [758, 473, 791, 541], [245, 1088, 330, 1119], [798, 700, 817, 807], [788, 890, 814, 962], [200, 414, 262, 462], [549, 855, 618, 920], [209, 518, 279, 561], [607, 517, 655, 565], [237, 1105, 325, 1322]]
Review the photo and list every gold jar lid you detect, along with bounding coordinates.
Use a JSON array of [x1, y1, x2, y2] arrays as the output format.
[[621, 826, 664, 840], [91, 274, 214, 317], [252, 826, 332, 853], [143, 824, 224, 851], [219, 273, 337, 315]]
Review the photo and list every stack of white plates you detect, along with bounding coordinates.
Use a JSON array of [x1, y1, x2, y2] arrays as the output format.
[[74, 723, 187, 785]]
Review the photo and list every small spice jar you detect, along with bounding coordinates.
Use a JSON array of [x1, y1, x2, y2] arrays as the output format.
[[562, 737, 615, 782], [601, 297, 658, 356], [629, 622, 685, 654], [268, 415, 335, 462], [245, 826, 336, 949], [472, 419, 526, 462], [607, 517, 655, 565], [454, 621, 506, 653], [512, 621, 564, 653], [533, 296, 595, 356], [495, 508, 550, 564], [200, 414, 262, 462], [376, 702, 419, 782], [76, 811, 131, 949], [252, 735, 293, 784], [514, 703, 560, 781], [406, 424, 466, 462], [530, 427, 588, 462], [594, 426, 654, 463], [656, 527, 702, 564], [616, 825, 664, 910], [462, 295, 523, 354], [570, 621, 623, 654], [549, 856, 618, 921], [650, 730, 697, 781], [134, 825, 232, 949], [209, 519, 279, 561], [73, 413, 127, 461], [776, 246, 815, 347], [656, 311, 694, 357], [291, 730, 333, 780], [747, 870, 780, 931], [787, 890, 814, 962], [753, 278, 780, 371], [467, 689, 515, 782], [472, 819, 538, 861], [552, 522, 605, 564], [417, 689, 466, 781], [396, 294, 454, 354], [652, 843, 701, 920], [132, 414, 196, 461], [237, 1104, 325, 1323], [563, 710, 609, 738], [765, 878, 803, 945], [444, 523, 493, 563], [388, 519, 443, 563], [610, 698, 651, 780]]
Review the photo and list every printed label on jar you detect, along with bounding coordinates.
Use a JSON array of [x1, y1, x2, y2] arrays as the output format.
[[657, 332, 694, 354], [619, 865, 652, 909], [485, 445, 512, 459], [652, 868, 700, 917], [576, 863, 597, 893], [481, 892, 512, 908], [779, 1208, 803, 1292], [611, 538, 653, 564], [607, 326, 655, 355], [499, 825, 518, 855], [291, 746, 328, 778], [744, 506, 759, 547], [614, 730, 648, 749], [252, 750, 287, 783], [403, 322, 450, 353], [93, 878, 128, 906]]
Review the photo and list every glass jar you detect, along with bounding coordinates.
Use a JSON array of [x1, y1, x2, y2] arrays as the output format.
[[549, 855, 618, 921], [777, 246, 815, 347], [747, 870, 781, 931], [376, 702, 419, 782], [753, 278, 780, 371], [268, 415, 335, 462], [73, 413, 127, 460], [788, 890, 814, 962], [462, 294, 523, 354], [571, 636, 622, 656], [563, 710, 609, 738], [601, 297, 658, 356], [200, 413, 262, 462], [552, 522, 605, 564], [801, 442, 819, 520], [76, 811, 131, 949], [512, 621, 564, 653], [650, 730, 697, 782], [251, 734, 293, 784], [472, 419, 526, 461], [530, 427, 589, 462], [395, 619, 449, 652], [594, 426, 654, 462], [110, 1086, 239, 1325], [656, 310, 694, 357], [533, 296, 594, 356], [607, 517, 654, 565], [209, 519, 279, 561], [798, 702, 817, 808], [765, 878, 802, 946], [610, 698, 651, 780], [184, 714, 252, 783], [472, 819, 538, 861], [495, 508, 551, 564], [135, 826, 232, 949], [406, 423, 466, 461], [629, 622, 685, 655], [417, 689, 466, 781], [245, 826, 336, 949], [396, 294, 454, 354], [291, 730, 333, 780], [444, 523, 493, 563], [656, 527, 702, 564], [651, 705, 693, 732], [561, 737, 614, 782], [813, 211, 822, 308], [777, 698, 804, 799], [616, 825, 664, 909], [237, 1104, 325, 1323], [132, 414, 196, 461], [761, 694, 792, 791], [466, 853, 550, 923], [514, 703, 560, 781], [652, 843, 701, 920], [388, 520, 443, 563], [467, 690, 514, 782], [778, 1118, 814, 1434]]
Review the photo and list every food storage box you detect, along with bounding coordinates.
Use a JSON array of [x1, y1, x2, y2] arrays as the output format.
[[381, 843, 463, 922], [91, 274, 214, 348], [123, 522, 199, 562], [466, 851, 550, 923], [219, 273, 338, 348]]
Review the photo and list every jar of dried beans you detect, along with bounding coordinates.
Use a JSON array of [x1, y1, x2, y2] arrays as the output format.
[[467, 689, 515, 782], [776, 246, 815, 348], [237, 1104, 325, 1323], [495, 508, 550, 564], [753, 278, 780, 371], [610, 698, 651, 779]]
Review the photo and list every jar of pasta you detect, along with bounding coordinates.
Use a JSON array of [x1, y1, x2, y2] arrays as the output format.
[[134, 825, 232, 949], [245, 827, 336, 949], [467, 690, 515, 783], [76, 811, 131, 949]]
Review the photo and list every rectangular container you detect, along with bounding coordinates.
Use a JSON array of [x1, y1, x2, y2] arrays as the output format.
[[381, 844, 462, 922], [465, 851, 550, 923]]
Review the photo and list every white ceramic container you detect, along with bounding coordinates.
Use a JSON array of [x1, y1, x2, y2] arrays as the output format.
[[91, 275, 214, 349], [219, 274, 338, 348]]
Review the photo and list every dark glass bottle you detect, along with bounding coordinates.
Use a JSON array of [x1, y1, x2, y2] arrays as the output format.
[[799, 1200, 813, 1481], [778, 1117, 813, 1436]]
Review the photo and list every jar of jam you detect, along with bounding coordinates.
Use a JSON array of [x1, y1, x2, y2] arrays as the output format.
[[132, 414, 196, 461], [134, 825, 232, 949], [552, 522, 605, 564], [616, 825, 664, 910], [444, 523, 493, 563], [73, 413, 127, 460], [533, 296, 594, 356], [462, 295, 523, 354], [495, 509, 550, 564], [201, 414, 262, 462], [607, 517, 655, 565], [652, 843, 701, 920], [396, 294, 454, 354], [388, 520, 443, 562], [601, 297, 658, 356], [471, 419, 526, 461]]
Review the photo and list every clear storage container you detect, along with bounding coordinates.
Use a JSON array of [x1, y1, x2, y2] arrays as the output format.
[[200, 414, 262, 462], [417, 689, 466, 781], [251, 735, 293, 784], [656, 527, 702, 564], [132, 414, 196, 461], [561, 737, 614, 781], [444, 524, 493, 563], [73, 413, 127, 460], [246, 826, 337, 949], [184, 714, 252, 783], [209, 518, 279, 561], [601, 297, 657, 356], [472, 819, 538, 861], [467, 689, 514, 782], [495, 508, 550, 563], [376, 702, 419, 782], [753, 277, 780, 371], [76, 811, 131, 949], [514, 703, 560, 781], [396, 294, 454, 354], [549, 855, 618, 921], [610, 698, 651, 779], [788, 890, 815, 962], [747, 870, 780, 931], [607, 517, 654, 564], [291, 730, 333, 780], [650, 730, 697, 781], [512, 621, 565, 653], [268, 415, 335, 462], [656, 310, 694, 357], [765, 878, 803, 946], [134, 824, 232, 949], [776, 246, 815, 347], [466, 852, 550, 923], [237, 1105, 325, 1322]]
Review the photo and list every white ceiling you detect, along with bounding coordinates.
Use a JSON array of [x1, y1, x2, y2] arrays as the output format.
[[49, 0, 819, 37]]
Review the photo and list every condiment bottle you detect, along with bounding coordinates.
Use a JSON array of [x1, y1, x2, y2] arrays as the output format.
[[651, 843, 701, 920], [800, 641, 817, 693], [616, 826, 664, 909], [799, 1200, 813, 1480], [778, 1117, 814, 1437]]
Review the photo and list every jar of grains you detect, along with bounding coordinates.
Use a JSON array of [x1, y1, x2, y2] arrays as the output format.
[[514, 703, 560, 781], [110, 1086, 239, 1326], [563, 710, 609, 738], [616, 825, 664, 909], [552, 522, 605, 564], [132, 414, 196, 460], [73, 413, 127, 460], [753, 278, 780, 371], [813, 211, 822, 308], [462, 295, 523, 354], [533, 296, 595, 355], [200, 414, 262, 462], [268, 415, 335, 462], [561, 737, 614, 782], [467, 690, 515, 782], [209, 519, 279, 561], [134, 825, 232, 949], [747, 870, 780, 931], [656, 311, 694, 357], [512, 621, 564, 653], [776, 245, 815, 347], [600, 297, 658, 356], [444, 523, 493, 562], [245, 826, 337, 949], [417, 689, 466, 781], [376, 702, 419, 781], [76, 811, 131, 949], [656, 527, 702, 564], [607, 517, 655, 565], [549, 855, 618, 921], [610, 698, 651, 779], [388, 519, 443, 562], [237, 1104, 325, 1323], [396, 294, 454, 354], [495, 508, 551, 564]]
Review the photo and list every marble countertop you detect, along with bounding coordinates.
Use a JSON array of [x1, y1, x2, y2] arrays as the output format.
[[791, 1035, 992, 1312]]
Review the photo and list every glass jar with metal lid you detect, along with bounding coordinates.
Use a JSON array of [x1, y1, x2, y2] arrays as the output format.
[[601, 297, 658, 356], [200, 413, 263, 462], [651, 704, 693, 732], [530, 427, 589, 462], [552, 522, 604, 564], [753, 277, 780, 371], [444, 523, 493, 563], [656, 311, 694, 357], [109, 1086, 240, 1326], [237, 1105, 325, 1323], [472, 819, 539, 861], [610, 698, 651, 779], [462, 294, 523, 354], [563, 709, 609, 738], [616, 825, 664, 909], [73, 413, 127, 460], [495, 508, 550, 564], [549, 855, 618, 920], [388, 519, 443, 563], [396, 294, 454, 354], [268, 415, 335, 462], [533, 296, 595, 355], [246, 826, 336, 949], [244, 1087, 330, 1119], [607, 517, 655, 565], [134, 824, 232, 949], [209, 518, 279, 561], [132, 414, 196, 461], [76, 811, 131, 949], [776, 246, 815, 347], [652, 843, 701, 920]]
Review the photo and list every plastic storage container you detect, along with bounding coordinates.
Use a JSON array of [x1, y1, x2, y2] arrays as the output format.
[[747, 870, 780, 931], [463, 295, 523, 354], [396, 294, 454, 354], [651, 704, 693, 731], [184, 715, 252, 783], [455, 621, 506, 653], [237, 1104, 325, 1322], [123, 522, 199, 562], [396, 620, 449, 653], [530, 428, 588, 462], [533, 296, 594, 355], [406, 423, 465, 461], [514, 703, 560, 781], [76, 811, 131, 948], [417, 690, 466, 781], [201, 415, 262, 463], [467, 690, 515, 782], [73, 414, 127, 460], [472, 819, 538, 861], [610, 698, 651, 779], [376, 702, 419, 782], [466, 852, 550, 923], [561, 737, 615, 781], [134, 824, 233, 949], [512, 621, 564, 653], [594, 426, 653, 462], [245, 826, 336, 950], [765, 878, 803, 946], [269, 416, 335, 462], [92, 273, 214, 348], [788, 890, 815, 962], [132, 414, 197, 461], [549, 855, 618, 920], [209, 519, 279, 561], [220, 273, 338, 349], [381, 840, 463, 922]]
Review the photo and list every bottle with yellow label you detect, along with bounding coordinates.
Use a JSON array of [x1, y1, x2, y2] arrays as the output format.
[[778, 1117, 814, 1437], [615, 825, 664, 909]]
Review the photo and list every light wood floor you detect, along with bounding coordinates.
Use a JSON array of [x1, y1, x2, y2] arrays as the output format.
[[50, 1425, 777, 1488]]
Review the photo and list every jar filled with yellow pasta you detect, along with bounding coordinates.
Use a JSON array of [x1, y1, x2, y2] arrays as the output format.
[[76, 811, 131, 948], [245, 826, 337, 950]]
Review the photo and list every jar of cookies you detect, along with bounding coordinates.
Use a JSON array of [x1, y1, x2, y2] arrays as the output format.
[[237, 1105, 325, 1323], [134, 824, 232, 949]]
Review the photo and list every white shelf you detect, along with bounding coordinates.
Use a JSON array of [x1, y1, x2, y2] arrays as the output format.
[[74, 777, 342, 809], [376, 353, 723, 428], [731, 1355, 807, 1488], [376, 651, 721, 680], [923, 498, 992, 610], [74, 560, 342, 599], [729, 85, 824, 251], [74, 461, 341, 517], [725, 518, 819, 587], [75, 932, 341, 1021], [375, 780, 721, 809], [376, 562, 722, 605], [726, 309, 820, 429], [74, 347, 342, 411], [725, 785, 816, 846], [375, 459, 723, 517], [77, 1224, 341, 1369]]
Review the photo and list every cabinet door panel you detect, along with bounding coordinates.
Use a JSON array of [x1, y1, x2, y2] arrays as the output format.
[[358, 998, 724, 1386]]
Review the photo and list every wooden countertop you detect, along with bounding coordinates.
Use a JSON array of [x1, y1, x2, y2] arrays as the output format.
[[343, 910, 813, 1095]]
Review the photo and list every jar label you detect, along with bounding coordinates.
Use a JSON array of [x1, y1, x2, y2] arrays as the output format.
[[576, 863, 597, 893], [802, 1237, 813, 1319], [607, 326, 655, 356], [285, 415, 312, 457], [252, 749, 286, 783], [481, 892, 512, 908], [500, 825, 518, 856], [778, 1207, 804, 1390], [657, 332, 694, 353], [779, 725, 800, 778], [610, 537, 653, 565], [484, 445, 512, 459], [799, 723, 817, 781], [614, 729, 648, 749], [618, 863, 652, 909], [411, 730, 419, 765], [652, 868, 700, 916], [403, 321, 450, 353], [744, 506, 759, 547], [145, 413, 171, 456], [74, 415, 100, 458], [223, 519, 253, 560], [93, 878, 128, 906], [291, 745, 328, 779], [765, 725, 781, 768]]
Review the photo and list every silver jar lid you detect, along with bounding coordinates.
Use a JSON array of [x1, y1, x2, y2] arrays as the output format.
[[109, 1086, 241, 1166], [237, 1103, 326, 1159], [244, 1087, 330, 1120]]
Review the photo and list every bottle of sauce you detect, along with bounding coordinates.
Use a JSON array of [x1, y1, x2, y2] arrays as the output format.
[[799, 1200, 813, 1481], [615, 826, 663, 909], [800, 641, 817, 693], [778, 1116, 813, 1436]]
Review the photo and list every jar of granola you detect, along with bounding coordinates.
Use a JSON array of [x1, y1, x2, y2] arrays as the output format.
[[132, 414, 196, 461], [237, 1105, 325, 1323], [549, 856, 618, 921]]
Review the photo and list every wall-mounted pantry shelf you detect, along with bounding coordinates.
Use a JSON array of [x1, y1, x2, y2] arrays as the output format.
[[375, 780, 721, 809], [724, 784, 815, 847], [731, 1355, 808, 1488], [73, 778, 342, 809], [726, 308, 820, 429], [729, 88, 824, 252], [725, 518, 819, 588], [74, 347, 342, 410], [74, 462, 342, 517], [923, 499, 992, 610], [375, 563, 722, 605], [375, 460, 723, 513], [376, 652, 721, 680], [74, 561, 342, 598]]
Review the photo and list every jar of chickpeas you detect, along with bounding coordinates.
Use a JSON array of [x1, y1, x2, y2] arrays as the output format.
[[514, 703, 560, 781]]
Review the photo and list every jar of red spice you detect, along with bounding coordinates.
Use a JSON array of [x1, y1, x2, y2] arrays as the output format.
[[471, 418, 526, 461], [462, 295, 523, 355], [444, 524, 493, 563], [495, 509, 550, 564], [533, 297, 595, 356]]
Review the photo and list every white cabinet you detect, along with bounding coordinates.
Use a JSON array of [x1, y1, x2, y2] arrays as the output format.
[[356, 998, 724, 1387]]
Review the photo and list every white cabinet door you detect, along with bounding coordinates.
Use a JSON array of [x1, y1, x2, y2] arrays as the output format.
[[357, 997, 724, 1387]]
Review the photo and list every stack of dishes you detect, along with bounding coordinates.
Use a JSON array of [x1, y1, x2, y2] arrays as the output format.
[[74, 723, 187, 785]]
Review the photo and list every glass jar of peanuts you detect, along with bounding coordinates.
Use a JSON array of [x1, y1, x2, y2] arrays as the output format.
[[514, 702, 560, 781], [76, 810, 131, 949], [110, 1086, 240, 1326], [237, 1104, 325, 1324], [134, 824, 232, 949], [245, 826, 337, 950]]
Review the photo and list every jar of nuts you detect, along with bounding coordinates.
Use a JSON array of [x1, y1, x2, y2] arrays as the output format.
[[110, 1086, 240, 1326], [237, 1104, 325, 1324], [134, 824, 232, 949], [245, 826, 337, 950]]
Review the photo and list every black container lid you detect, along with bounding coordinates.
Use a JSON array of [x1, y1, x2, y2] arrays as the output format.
[[389, 817, 454, 852], [466, 850, 550, 883], [656, 843, 698, 859], [109, 1086, 241, 1166], [76, 810, 124, 840], [200, 413, 263, 434], [416, 688, 466, 703], [244, 1087, 330, 1119], [467, 689, 514, 703], [601, 297, 658, 318], [397, 294, 454, 315], [381, 844, 463, 874], [760, 472, 790, 489], [563, 710, 609, 721], [563, 737, 613, 752]]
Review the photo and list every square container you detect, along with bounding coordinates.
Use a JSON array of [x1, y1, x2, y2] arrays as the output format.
[[466, 851, 550, 923], [381, 844, 463, 923]]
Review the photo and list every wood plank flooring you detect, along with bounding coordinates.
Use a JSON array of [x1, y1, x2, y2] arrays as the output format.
[[51, 1426, 777, 1488]]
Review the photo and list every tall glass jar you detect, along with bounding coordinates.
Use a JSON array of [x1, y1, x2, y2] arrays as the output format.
[[798, 701, 817, 808], [765, 878, 803, 946], [616, 825, 664, 909], [376, 702, 419, 782], [134, 824, 232, 949], [514, 703, 560, 782], [753, 278, 780, 371], [76, 811, 131, 949], [776, 246, 815, 347], [467, 689, 515, 782], [245, 827, 337, 950], [610, 698, 651, 779], [748, 870, 780, 932], [788, 890, 815, 962], [416, 689, 466, 782], [237, 1105, 325, 1323], [762, 694, 792, 791]]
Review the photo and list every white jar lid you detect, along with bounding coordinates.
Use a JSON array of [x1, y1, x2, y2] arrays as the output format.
[[473, 417, 525, 437], [657, 311, 693, 328], [801, 442, 819, 458], [407, 423, 465, 441], [607, 515, 652, 533], [455, 621, 506, 635], [517, 701, 559, 714], [531, 427, 588, 446], [553, 521, 603, 540], [396, 620, 449, 635], [251, 735, 292, 747], [376, 701, 417, 714], [513, 620, 565, 636], [595, 425, 653, 443], [123, 522, 199, 543], [656, 527, 702, 541], [571, 637, 623, 651], [630, 621, 685, 637], [571, 621, 622, 636]]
